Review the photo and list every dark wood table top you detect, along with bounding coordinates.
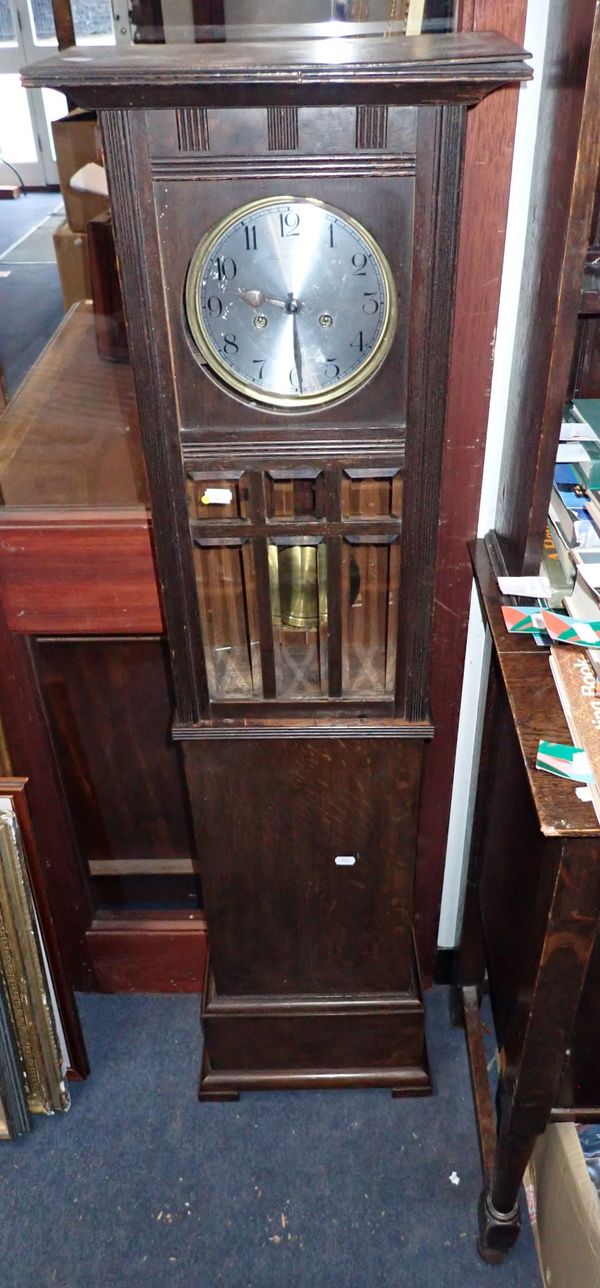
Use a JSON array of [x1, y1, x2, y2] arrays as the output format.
[[471, 537, 599, 838], [0, 303, 148, 511]]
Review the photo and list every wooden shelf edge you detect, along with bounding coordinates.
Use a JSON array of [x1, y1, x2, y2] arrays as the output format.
[[87, 910, 208, 993]]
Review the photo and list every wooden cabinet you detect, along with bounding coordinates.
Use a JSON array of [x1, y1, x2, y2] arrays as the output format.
[[0, 304, 207, 1033], [458, 541, 600, 1262], [455, 1, 600, 1263]]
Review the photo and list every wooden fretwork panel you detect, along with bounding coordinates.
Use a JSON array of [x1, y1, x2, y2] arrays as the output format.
[[147, 104, 417, 159]]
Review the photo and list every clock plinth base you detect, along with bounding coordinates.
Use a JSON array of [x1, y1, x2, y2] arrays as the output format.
[[198, 959, 431, 1099]]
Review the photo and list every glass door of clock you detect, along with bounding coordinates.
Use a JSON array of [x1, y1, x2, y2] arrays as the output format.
[[186, 463, 402, 708]]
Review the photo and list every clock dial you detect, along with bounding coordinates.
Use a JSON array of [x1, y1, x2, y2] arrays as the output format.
[[184, 197, 398, 410]]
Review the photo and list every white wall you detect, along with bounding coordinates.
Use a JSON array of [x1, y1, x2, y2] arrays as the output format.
[[437, 0, 552, 948]]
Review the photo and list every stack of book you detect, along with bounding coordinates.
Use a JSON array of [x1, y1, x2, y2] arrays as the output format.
[[550, 644, 600, 823], [542, 399, 600, 824], [547, 399, 600, 693]]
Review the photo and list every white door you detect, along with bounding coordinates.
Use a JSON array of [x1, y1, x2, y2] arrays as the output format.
[[0, 0, 63, 186], [0, 0, 116, 189]]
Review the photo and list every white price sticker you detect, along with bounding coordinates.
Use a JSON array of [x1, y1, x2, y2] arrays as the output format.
[[201, 488, 233, 506]]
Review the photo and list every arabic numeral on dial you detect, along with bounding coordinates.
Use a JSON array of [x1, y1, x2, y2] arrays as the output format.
[[351, 252, 368, 276], [215, 256, 237, 281], [207, 296, 222, 317], [253, 358, 266, 380], [328, 224, 335, 248], [325, 359, 340, 380], [244, 224, 257, 251], [223, 333, 239, 355], [362, 292, 379, 315], [350, 331, 365, 352], [289, 367, 299, 390], [279, 211, 300, 237]]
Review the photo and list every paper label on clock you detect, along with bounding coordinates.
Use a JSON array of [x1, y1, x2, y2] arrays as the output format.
[[201, 488, 233, 505]]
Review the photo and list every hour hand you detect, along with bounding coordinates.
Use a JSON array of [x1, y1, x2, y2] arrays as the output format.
[[237, 287, 287, 310]]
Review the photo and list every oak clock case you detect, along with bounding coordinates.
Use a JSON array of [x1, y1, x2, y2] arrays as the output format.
[[25, 34, 531, 1100]]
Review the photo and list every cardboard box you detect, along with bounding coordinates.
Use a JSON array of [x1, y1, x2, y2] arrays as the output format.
[[53, 221, 92, 310], [52, 110, 109, 233], [526, 1123, 600, 1287]]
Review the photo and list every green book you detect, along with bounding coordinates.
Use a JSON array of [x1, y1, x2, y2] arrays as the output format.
[[573, 399, 600, 440], [536, 740, 593, 784], [579, 441, 600, 487]]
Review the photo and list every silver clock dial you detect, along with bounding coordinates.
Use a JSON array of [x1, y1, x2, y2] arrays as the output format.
[[185, 197, 397, 410]]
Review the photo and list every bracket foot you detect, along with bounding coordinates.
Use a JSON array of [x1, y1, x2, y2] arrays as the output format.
[[477, 1190, 521, 1263]]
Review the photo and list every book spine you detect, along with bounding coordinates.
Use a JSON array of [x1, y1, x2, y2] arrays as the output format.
[[549, 647, 600, 822]]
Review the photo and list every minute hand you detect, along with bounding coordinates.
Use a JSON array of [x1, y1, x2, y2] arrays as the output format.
[[292, 311, 303, 395]]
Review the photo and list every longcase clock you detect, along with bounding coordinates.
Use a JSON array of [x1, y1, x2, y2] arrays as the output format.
[[26, 31, 530, 1099]]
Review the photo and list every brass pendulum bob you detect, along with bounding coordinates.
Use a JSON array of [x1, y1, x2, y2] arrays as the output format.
[[268, 543, 360, 630], [269, 544, 327, 630]]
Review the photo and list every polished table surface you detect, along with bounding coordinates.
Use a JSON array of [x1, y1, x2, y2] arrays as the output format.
[[471, 537, 598, 837], [0, 303, 148, 511]]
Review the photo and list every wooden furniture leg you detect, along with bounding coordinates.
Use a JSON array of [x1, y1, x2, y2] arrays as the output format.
[[477, 835, 600, 1261], [462, 985, 497, 1191]]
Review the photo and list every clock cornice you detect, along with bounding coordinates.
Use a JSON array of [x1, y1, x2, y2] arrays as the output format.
[[22, 32, 531, 111]]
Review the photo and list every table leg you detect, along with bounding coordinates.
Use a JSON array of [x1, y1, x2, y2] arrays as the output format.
[[477, 835, 600, 1261]]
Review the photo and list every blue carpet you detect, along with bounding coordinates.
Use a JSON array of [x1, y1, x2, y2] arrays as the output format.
[[0, 263, 64, 398], [0, 195, 66, 397], [0, 192, 62, 257], [0, 989, 541, 1287]]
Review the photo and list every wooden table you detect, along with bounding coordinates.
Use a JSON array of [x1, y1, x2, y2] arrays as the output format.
[[0, 305, 206, 1073], [0, 300, 145, 509], [456, 537, 600, 1262]]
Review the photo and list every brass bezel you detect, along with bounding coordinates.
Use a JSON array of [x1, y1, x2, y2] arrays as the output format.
[[184, 195, 398, 411]]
